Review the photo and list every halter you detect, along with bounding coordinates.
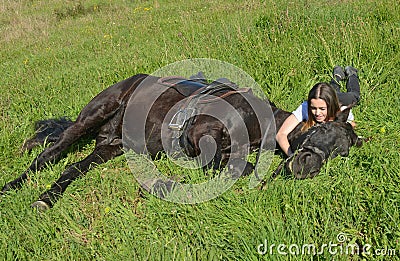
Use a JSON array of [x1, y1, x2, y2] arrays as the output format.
[[269, 126, 321, 181]]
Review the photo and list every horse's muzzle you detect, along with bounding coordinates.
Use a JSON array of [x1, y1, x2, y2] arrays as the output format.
[[286, 150, 324, 179]]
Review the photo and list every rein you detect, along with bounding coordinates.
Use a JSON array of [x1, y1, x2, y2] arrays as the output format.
[[273, 107, 281, 117]]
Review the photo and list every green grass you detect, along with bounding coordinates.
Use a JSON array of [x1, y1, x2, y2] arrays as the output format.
[[1, 0, 399, 260]]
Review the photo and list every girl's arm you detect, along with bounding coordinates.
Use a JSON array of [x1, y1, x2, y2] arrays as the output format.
[[276, 114, 301, 156]]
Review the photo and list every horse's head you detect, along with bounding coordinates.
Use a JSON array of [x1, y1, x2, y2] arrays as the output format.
[[283, 107, 362, 179]]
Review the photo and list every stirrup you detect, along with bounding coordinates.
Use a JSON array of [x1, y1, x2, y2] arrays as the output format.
[[168, 108, 195, 131]]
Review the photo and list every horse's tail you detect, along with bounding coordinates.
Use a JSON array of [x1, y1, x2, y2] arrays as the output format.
[[21, 117, 74, 152]]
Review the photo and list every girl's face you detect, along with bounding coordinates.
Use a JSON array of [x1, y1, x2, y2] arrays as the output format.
[[310, 98, 328, 123]]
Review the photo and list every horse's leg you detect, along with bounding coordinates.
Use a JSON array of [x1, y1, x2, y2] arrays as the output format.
[[32, 106, 126, 210], [226, 158, 255, 178], [1, 75, 144, 193], [187, 121, 252, 176], [1, 122, 92, 193], [186, 124, 223, 172], [32, 141, 123, 210], [2, 94, 117, 193], [1, 75, 145, 201]]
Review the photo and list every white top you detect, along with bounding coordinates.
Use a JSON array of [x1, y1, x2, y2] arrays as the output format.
[[292, 101, 354, 122]]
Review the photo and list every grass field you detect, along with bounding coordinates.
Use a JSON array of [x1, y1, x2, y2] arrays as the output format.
[[1, 0, 399, 260]]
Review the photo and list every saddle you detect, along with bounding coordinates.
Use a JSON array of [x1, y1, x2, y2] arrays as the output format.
[[158, 75, 248, 130], [157, 74, 242, 98], [157, 75, 251, 154], [157, 76, 208, 97]]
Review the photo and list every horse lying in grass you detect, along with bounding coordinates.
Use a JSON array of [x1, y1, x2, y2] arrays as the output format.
[[270, 105, 363, 179], [1, 74, 363, 209]]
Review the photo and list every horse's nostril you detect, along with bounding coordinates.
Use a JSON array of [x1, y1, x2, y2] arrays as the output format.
[[290, 151, 322, 179], [299, 151, 312, 164]]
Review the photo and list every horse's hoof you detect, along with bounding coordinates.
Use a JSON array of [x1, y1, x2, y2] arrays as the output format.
[[1, 183, 12, 194], [31, 200, 50, 211]]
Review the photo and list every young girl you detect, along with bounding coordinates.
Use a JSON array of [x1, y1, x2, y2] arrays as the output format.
[[276, 66, 360, 157]]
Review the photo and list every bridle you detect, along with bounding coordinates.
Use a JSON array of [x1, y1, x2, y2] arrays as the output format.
[[268, 126, 322, 181]]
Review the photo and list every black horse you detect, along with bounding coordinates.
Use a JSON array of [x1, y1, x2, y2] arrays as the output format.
[[271, 105, 363, 179], [1, 74, 362, 209]]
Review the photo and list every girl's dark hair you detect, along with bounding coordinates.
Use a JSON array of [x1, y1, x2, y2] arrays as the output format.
[[302, 82, 340, 131]]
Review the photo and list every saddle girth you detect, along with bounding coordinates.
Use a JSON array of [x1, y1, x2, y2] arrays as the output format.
[[166, 79, 251, 155]]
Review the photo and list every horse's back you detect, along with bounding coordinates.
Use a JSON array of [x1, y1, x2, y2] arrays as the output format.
[[75, 74, 148, 126], [123, 75, 188, 156]]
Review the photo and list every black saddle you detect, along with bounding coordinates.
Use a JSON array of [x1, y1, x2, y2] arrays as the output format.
[[158, 76, 208, 97], [158, 71, 240, 97]]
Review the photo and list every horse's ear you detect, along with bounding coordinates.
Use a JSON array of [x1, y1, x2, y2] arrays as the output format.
[[335, 102, 356, 122], [335, 107, 350, 122]]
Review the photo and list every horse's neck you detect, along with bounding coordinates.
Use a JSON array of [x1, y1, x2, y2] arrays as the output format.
[[271, 106, 291, 131], [272, 105, 305, 147]]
